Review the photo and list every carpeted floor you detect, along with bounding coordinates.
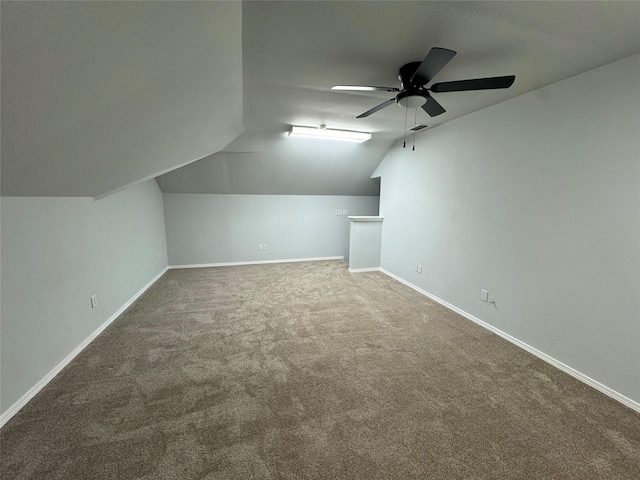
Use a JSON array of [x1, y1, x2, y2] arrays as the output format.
[[1, 260, 639, 479]]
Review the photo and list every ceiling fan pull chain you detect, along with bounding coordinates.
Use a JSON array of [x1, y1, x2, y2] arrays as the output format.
[[402, 107, 408, 148], [412, 108, 417, 151]]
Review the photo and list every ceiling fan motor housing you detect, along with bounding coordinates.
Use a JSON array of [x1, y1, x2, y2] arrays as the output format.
[[398, 62, 425, 88], [396, 62, 429, 108]]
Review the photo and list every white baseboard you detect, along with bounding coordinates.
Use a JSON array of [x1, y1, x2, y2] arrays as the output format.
[[170, 256, 344, 269], [348, 267, 381, 273], [0, 267, 169, 429], [379, 268, 640, 414]]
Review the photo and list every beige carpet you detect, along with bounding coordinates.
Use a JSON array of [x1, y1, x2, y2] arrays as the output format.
[[1, 260, 639, 479]]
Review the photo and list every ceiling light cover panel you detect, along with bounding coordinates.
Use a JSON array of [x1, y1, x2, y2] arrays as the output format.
[[289, 126, 371, 143]]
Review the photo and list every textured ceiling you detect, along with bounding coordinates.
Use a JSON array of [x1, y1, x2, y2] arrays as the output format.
[[1, 1, 244, 197], [2, 1, 640, 197]]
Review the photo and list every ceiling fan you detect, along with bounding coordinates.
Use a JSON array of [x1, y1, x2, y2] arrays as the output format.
[[332, 47, 515, 118]]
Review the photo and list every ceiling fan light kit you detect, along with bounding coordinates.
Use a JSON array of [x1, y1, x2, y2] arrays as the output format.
[[396, 91, 427, 109], [288, 125, 371, 143]]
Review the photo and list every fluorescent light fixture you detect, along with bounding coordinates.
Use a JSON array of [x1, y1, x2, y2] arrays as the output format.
[[289, 126, 371, 143]]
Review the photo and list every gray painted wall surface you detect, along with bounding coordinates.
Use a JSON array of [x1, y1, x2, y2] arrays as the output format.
[[1, 180, 168, 414], [163, 194, 379, 266], [374, 54, 640, 403]]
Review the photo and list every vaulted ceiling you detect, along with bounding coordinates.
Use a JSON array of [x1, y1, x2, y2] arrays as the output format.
[[2, 1, 639, 198]]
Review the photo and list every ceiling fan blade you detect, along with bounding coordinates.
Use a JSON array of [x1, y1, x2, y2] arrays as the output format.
[[431, 75, 515, 93], [422, 96, 446, 117], [410, 47, 457, 84], [357, 98, 396, 118], [332, 85, 400, 92]]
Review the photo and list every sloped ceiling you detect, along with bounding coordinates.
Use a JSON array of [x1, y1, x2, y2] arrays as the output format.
[[1, 1, 243, 197], [3, 1, 640, 198], [156, 137, 383, 196]]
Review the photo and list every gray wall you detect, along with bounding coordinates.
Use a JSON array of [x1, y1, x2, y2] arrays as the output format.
[[1, 180, 168, 415], [374, 54, 640, 403], [163, 194, 379, 266]]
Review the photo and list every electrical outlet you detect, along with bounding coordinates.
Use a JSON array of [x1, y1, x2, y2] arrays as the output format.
[[481, 289, 489, 302], [414, 263, 419, 272], [342, 209, 348, 215], [144, 260, 148, 269], [335, 209, 342, 215], [259, 244, 263, 251], [263, 243, 267, 250], [417, 264, 423, 274], [90, 295, 98, 308]]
